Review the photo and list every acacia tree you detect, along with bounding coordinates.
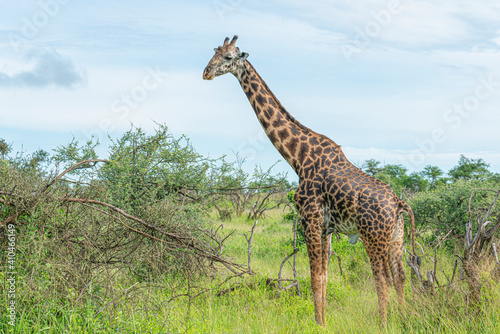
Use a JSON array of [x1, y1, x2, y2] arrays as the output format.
[[449, 155, 491, 181], [0, 138, 11, 160], [209, 158, 291, 220], [423, 165, 444, 188], [99, 126, 216, 212], [52, 125, 236, 213], [0, 127, 252, 308], [362, 159, 383, 176], [375, 164, 408, 195]]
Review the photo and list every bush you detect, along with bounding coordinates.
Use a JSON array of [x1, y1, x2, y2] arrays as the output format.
[[408, 178, 500, 238], [0, 125, 247, 323]]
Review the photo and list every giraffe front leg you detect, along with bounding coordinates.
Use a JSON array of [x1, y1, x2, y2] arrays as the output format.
[[294, 186, 327, 326], [321, 233, 331, 323], [304, 227, 326, 327]]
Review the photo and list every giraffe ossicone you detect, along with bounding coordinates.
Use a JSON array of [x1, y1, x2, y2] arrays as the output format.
[[203, 35, 417, 328]]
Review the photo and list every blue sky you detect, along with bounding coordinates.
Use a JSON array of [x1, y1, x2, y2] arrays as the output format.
[[1, 0, 499, 181]]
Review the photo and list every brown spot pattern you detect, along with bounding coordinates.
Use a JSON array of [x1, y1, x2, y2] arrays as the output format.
[[204, 41, 416, 328]]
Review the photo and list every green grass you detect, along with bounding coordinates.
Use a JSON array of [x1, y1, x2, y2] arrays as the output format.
[[2, 209, 500, 333]]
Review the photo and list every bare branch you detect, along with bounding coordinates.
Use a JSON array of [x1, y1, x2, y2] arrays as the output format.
[[434, 228, 456, 250], [243, 220, 258, 273], [492, 241, 499, 265], [0, 185, 16, 215], [42, 159, 107, 193], [64, 197, 246, 273], [278, 248, 300, 286], [466, 188, 500, 251], [93, 282, 139, 319], [328, 248, 343, 277], [293, 213, 299, 279]]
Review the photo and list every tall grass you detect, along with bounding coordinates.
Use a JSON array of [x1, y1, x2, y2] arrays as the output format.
[[2, 209, 500, 333]]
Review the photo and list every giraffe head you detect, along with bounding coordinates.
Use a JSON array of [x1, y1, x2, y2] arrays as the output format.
[[203, 35, 249, 80]]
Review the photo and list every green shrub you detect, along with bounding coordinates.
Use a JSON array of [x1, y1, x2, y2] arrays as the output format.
[[408, 178, 500, 239]]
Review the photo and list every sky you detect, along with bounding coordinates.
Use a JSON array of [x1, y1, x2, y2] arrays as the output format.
[[1, 0, 500, 182]]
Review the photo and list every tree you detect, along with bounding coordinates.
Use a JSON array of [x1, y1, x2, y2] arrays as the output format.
[[375, 164, 408, 195], [99, 125, 215, 212], [448, 155, 490, 181], [422, 165, 443, 188], [210, 159, 290, 220], [246, 164, 289, 220], [362, 159, 383, 176], [383, 164, 408, 179], [52, 124, 222, 213], [402, 172, 429, 192], [409, 178, 500, 238], [0, 138, 11, 159]]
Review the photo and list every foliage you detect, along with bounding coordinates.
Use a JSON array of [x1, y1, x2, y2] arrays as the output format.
[[375, 164, 431, 194], [2, 129, 500, 333], [210, 158, 291, 221], [408, 178, 500, 237], [366, 155, 499, 194], [283, 189, 306, 246], [448, 155, 492, 181], [422, 164, 444, 188], [0, 125, 255, 332], [52, 125, 214, 213], [361, 158, 383, 176], [0, 148, 221, 283]]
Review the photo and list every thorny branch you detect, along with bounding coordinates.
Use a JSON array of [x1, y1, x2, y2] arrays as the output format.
[[407, 187, 500, 305], [42, 159, 108, 193], [1, 158, 304, 307]]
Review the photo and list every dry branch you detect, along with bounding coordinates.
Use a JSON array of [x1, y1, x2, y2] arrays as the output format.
[[328, 248, 343, 276], [243, 220, 258, 273], [61, 196, 246, 275], [42, 159, 108, 193], [278, 248, 300, 284], [0, 185, 16, 215], [292, 213, 299, 279], [456, 188, 500, 307]]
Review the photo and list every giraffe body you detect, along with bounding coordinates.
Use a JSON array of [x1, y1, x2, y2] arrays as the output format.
[[203, 36, 416, 328]]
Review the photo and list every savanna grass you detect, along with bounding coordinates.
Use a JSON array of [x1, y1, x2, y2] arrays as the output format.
[[2, 208, 500, 333]]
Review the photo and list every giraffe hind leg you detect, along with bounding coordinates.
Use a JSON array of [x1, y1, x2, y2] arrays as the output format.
[[360, 225, 391, 327], [389, 215, 406, 306], [369, 254, 389, 328]]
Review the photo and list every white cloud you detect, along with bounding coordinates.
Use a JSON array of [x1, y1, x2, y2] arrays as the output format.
[[493, 32, 500, 46], [0, 48, 86, 88], [1, 0, 499, 176], [343, 146, 500, 173], [263, 0, 500, 51], [0, 67, 260, 140]]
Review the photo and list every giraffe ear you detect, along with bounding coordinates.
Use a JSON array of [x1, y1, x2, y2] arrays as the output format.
[[240, 52, 249, 60]]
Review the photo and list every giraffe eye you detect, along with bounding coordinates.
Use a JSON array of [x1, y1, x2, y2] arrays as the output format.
[[224, 56, 233, 61]]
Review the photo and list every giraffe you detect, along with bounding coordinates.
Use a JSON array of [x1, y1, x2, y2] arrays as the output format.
[[203, 35, 417, 327]]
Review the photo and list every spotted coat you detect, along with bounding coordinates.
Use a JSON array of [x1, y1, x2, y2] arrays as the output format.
[[203, 35, 416, 328]]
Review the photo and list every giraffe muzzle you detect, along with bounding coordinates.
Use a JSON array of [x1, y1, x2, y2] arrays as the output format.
[[203, 67, 215, 80]]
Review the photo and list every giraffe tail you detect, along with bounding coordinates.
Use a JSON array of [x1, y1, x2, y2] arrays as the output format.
[[398, 200, 416, 259]]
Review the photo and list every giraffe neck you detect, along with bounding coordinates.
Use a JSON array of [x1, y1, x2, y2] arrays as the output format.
[[235, 61, 326, 175]]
